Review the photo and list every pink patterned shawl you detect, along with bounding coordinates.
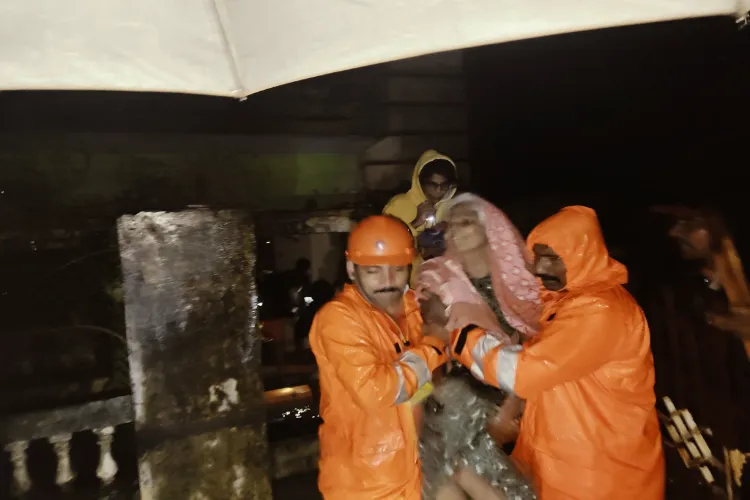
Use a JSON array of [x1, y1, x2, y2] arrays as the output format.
[[416, 194, 541, 343]]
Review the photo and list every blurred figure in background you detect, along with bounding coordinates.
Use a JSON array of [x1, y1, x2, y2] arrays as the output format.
[[286, 258, 312, 311], [640, 206, 750, 497], [258, 272, 295, 367], [294, 279, 335, 351]]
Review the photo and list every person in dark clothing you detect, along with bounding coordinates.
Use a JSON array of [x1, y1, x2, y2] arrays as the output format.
[[294, 279, 335, 350], [287, 258, 313, 310], [628, 207, 750, 499]]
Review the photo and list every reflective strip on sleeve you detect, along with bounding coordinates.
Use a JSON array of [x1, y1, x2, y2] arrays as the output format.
[[400, 351, 431, 388], [393, 364, 410, 405], [470, 334, 504, 373], [470, 362, 486, 382], [393, 351, 431, 405], [494, 345, 522, 393]]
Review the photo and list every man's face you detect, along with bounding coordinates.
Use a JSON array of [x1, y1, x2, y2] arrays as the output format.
[[532, 243, 566, 291], [445, 204, 488, 254], [347, 261, 410, 310], [421, 173, 453, 204], [668, 220, 711, 261]]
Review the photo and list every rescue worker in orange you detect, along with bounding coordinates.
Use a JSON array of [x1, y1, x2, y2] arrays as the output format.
[[309, 215, 449, 500], [426, 206, 665, 499]]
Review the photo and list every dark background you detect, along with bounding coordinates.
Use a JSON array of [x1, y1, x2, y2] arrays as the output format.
[[468, 16, 750, 202], [466, 16, 750, 259]]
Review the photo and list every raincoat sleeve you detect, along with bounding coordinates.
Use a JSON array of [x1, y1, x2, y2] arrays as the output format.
[[383, 194, 419, 236], [514, 297, 624, 399], [448, 298, 623, 396], [448, 324, 511, 388], [316, 303, 447, 409]]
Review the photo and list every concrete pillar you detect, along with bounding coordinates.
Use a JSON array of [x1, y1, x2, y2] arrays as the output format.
[[117, 209, 271, 500]]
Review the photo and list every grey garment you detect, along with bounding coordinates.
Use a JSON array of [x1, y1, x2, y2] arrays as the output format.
[[420, 376, 537, 500], [469, 275, 520, 343]]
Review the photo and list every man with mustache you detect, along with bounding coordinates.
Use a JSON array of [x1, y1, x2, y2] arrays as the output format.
[[425, 206, 664, 499], [309, 215, 449, 500]]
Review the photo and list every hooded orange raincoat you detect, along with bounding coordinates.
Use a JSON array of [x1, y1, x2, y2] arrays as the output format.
[[450, 206, 664, 500], [310, 284, 448, 500]]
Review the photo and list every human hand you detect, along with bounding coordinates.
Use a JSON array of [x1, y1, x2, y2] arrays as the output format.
[[487, 414, 520, 446], [707, 306, 750, 341], [412, 201, 436, 228], [422, 322, 451, 344], [487, 395, 525, 445], [419, 292, 448, 327]]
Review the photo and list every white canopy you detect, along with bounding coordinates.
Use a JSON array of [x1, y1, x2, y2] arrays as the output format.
[[1, 0, 748, 98]]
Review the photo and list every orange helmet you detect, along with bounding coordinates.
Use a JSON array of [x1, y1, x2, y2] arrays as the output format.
[[346, 215, 415, 266]]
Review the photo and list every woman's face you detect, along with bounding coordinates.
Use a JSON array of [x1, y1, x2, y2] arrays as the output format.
[[446, 203, 488, 254]]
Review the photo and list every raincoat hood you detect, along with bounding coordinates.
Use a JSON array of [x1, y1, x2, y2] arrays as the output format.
[[527, 206, 627, 293], [406, 149, 457, 205]]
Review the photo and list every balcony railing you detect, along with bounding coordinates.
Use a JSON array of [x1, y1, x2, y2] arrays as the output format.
[[1, 382, 319, 498]]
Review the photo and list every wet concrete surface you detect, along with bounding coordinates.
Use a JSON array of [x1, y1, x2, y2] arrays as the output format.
[[272, 472, 321, 500]]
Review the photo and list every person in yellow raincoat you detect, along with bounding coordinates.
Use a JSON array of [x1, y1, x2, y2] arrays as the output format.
[[383, 149, 458, 283], [309, 215, 449, 500], [429, 205, 665, 499]]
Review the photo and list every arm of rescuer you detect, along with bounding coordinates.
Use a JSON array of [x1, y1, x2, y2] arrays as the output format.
[[449, 297, 623, 399], [313, 302, 448, 410]]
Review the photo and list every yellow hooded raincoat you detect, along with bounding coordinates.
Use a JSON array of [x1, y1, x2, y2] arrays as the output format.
[[383, 149, 457, 237], [383, 150, 457, 283], [450, 206, 665, 500]]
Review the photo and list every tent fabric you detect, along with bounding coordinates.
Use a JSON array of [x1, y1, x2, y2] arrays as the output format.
[[1, 0, 748, 98]]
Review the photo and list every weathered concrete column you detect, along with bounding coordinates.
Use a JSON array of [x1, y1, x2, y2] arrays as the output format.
[[117, 209, 271, 500]]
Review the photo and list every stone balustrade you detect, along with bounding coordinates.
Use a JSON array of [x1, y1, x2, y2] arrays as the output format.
[[1, 385, 320, 497], [1, 395, 132, 496]]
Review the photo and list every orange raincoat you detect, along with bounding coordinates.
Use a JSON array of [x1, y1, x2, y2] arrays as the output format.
[[450, 206, 664, 499], [310, 284, 448, 500]]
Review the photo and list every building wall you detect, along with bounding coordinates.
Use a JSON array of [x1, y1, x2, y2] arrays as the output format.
[[0, 53, 470, 236], [0, 146, 368, 241], [362, 51, 469, 197]]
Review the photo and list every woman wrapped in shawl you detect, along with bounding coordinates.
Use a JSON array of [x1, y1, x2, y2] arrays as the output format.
[[416, 193, 541, 500]]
